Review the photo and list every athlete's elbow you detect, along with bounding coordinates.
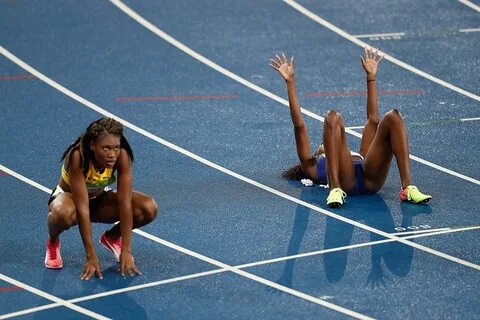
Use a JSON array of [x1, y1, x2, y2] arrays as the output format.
[[366, 116, 379, 127]]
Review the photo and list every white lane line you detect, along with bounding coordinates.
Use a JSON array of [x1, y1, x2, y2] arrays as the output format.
[[0, 165, 52, 194], [0, 274, 110, 320], [5, 224, 480, 319], [461, 117, 480, 121], [105, 0, 480, 187], [457, 0, 480, 13], [353, 32, 405, 38], [353, 29, 480, 38], [0, 165, 372, 318], [283, 0, 480, 103], [1, 45, 480, 269], [345, 125, 364, 130], [459, 28, 480, 33]]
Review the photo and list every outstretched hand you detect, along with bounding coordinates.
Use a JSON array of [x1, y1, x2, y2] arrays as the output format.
[[269, 53, 295, 82], [361, 47, 383, 77]]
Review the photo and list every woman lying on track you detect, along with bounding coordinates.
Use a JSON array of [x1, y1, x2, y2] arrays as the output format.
[[45, 117, 158, 280], [270, 47, 431, 208]]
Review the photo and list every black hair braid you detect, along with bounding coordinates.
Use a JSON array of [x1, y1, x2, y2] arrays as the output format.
[[282, 163, 309, 180]]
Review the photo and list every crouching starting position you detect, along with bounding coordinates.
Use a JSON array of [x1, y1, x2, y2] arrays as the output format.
[[45, 117, 158, 279]]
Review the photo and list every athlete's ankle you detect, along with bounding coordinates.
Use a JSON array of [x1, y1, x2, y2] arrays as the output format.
[[48, 236, 60, 243]]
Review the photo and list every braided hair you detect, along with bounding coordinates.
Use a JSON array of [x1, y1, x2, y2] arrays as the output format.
[[61, 117, 134, 173]]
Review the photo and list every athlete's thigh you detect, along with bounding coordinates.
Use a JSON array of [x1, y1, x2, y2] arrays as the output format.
[[362, 125, 393, 190], [49, 192, 78, 224], [335, 134, 356, 190]]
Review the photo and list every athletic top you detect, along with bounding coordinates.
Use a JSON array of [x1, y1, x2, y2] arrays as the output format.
[[316, 151, 368, 195], [61, 161, 116, 193]]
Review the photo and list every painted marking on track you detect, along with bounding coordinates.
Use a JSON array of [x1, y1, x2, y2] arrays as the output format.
[[0, 286, 22, 292], [353, 32, 406, 39], [391, 227, 449, 236], [105, 0, 480, 187], [459, 28, 480, 33], [353, 28, 480, 40], [0, 170, 7, 176], [115, 94, 237, 101], [353, 32, 405, 40], [307, 89, 426, 97], [461, 117, 480, 122], [350, 117, 480, 128], [5, 223, 480, 319], [457, 0, 480, 13], [0, 75, 34, 81], [283, 0, 480, 103], [345, 126, 364, 130]]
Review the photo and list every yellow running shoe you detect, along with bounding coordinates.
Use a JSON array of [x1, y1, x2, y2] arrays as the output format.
[[327, 188, 347, 208], [399, 185, 432, 204]]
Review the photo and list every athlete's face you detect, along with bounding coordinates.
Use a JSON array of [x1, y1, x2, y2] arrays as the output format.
[[90, 133, 121, 169]]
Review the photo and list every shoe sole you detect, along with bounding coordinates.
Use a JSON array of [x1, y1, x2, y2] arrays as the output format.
[[419, 197, 431, 204], [45, 261, 63, 269], [401, 197, 432, 204], [327, 202, 343, 208]]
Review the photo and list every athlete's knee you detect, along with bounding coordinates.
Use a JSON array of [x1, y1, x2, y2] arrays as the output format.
[[384, 108, 403, 122], [137, 196, 158, 224], [380, 108, 405, 130], [48, 201, 77, 228], [324, 110, 344, 128]]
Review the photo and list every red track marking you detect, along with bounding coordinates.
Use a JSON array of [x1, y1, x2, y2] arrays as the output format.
[[115, 95, 238, 102], [0, 170, 7, 176], [0, 75, 35, 81], [307, 89, 426, 97], [0, 286, 22, 292]]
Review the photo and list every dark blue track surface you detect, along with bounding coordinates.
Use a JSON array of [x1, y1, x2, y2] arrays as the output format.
[[1, 0, 479, 319]]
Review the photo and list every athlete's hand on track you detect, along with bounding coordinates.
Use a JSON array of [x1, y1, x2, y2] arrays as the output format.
[[119, 251, 141, 277], [80, 256, 103, 280]]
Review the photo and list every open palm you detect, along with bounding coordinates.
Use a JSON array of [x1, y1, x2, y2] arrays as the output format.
[[361, 47, 383, 76], [270, 53, 295, 82]]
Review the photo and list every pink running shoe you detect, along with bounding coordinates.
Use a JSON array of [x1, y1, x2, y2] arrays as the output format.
[[45, 238, 63, 269], [100, 232, 122, 262]]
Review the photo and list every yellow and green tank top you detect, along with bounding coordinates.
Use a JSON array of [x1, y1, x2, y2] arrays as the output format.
[[61, 161, 116, 193]]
